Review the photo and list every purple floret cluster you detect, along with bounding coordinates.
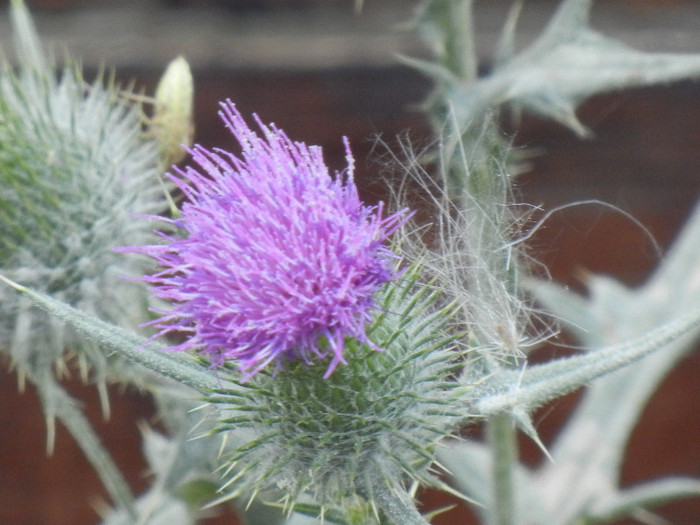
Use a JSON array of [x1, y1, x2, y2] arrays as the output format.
[[127, 100, 408, 378]]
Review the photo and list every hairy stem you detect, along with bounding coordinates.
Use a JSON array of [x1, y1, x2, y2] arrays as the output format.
[[486, 413, 516, 525], [0, 274, 220, 393], [473, 307, 700, 416]]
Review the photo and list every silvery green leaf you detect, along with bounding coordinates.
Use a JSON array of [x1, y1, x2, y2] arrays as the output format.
[[497, 0, 700, 135], [436, 440, 491, 519], [101, 491, 193, 525], [532, 337, 699, 524], [142, 427, 179, 483], [525, 177, 700, 524], [587, 477, 700, 523], [101, 399, 224, 525], [40, 375, 136, 518], [492, 0, 523, 69], [436, 439, 552, 525], [438, 425, 700, 525], [502, 0, 700, 135], [282, 515, 324, 525], [422, 0, 700, 136], [497, 27, 700, 136]]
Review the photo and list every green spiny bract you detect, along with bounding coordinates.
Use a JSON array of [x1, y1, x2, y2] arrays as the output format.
[[207, 266, 471, 517], [0, 3, 165, 384]]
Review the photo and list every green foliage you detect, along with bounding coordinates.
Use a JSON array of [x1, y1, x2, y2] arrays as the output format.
[[0, 1, 169, 519], [411, 1, 700, 523], [1, 1, 699, 524], [415, 0, 700, 138], [520, 198, 700, 524]]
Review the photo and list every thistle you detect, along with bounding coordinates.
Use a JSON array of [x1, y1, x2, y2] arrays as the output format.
[[0, 2, 177, 515], [0, 0, 165, 386], [124, 100, 410, 379], [121, 101, 472, 521]]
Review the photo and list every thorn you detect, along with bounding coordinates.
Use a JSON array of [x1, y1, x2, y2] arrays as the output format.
[[45, 415, 56, 456], [98, 381, 111, 421], [0, 273, 26, 292], [513, 407, 553, 462], [17, 369, 26, 393]]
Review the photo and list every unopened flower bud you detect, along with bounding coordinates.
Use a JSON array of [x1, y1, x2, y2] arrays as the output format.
[[152, 55, 194, 167]]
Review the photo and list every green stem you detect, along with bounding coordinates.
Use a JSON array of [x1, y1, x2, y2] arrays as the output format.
[[373, 484, 429, 525], [439, 0, 477, 82], [486, 413, 516, 525], [36, 375, 137, 519], [473, 307, 700, 416]]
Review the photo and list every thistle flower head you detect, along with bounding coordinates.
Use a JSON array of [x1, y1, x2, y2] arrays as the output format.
[[130, 100, 409, 377]]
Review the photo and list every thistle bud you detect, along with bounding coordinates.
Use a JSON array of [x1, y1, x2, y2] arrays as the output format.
[[152, 55, 194, 167], [0, 0, 165, 387], [207, 268, 468, 515]]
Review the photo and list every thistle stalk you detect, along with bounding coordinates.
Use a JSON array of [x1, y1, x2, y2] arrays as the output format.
[[486, 414, 516, 525], [416, 3, 525, 523], [0, 275, 219, 394]]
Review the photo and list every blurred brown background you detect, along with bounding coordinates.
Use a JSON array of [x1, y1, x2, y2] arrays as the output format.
[[0, 1, 698, 524]]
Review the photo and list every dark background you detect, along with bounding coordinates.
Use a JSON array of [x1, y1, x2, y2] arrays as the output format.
[[0, 1, 698, 523]]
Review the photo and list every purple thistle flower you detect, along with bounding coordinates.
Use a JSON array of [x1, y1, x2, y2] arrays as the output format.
[[125, 100, 409, 378]]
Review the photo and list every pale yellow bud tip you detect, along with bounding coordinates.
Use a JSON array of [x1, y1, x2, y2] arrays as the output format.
[[153, 55, 195, 167]]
